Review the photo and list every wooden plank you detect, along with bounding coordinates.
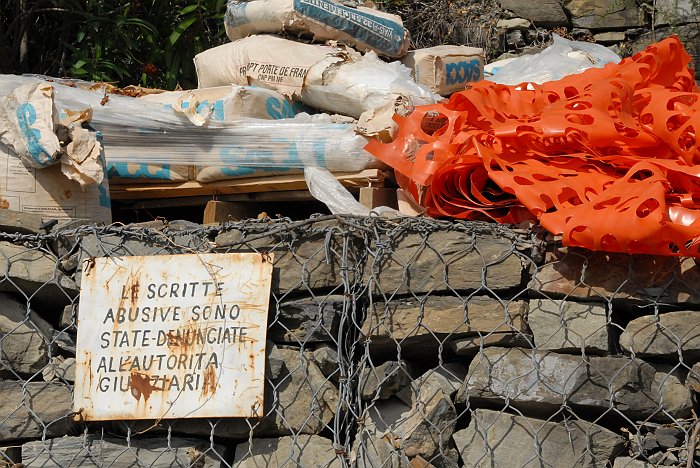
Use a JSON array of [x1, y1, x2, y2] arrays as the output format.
[[359, 187, 398, 210], [110, 169, 385, 200], [203, 200, 261, 224]]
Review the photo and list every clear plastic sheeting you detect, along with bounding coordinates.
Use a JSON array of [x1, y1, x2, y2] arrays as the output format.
[[0, 75, 379, 173], [485, 34, 621, 85]]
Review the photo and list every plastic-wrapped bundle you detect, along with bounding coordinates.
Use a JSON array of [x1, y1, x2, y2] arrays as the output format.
[[0, 75, 380, 184], [224, 0, 410, 59], [139, 85, 309, 124]]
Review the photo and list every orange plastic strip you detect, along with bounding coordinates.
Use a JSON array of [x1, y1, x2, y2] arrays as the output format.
[[366, 36, 700, 257]]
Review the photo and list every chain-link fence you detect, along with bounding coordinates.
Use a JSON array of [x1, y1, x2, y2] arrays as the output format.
[[0, 214, 699, 467]]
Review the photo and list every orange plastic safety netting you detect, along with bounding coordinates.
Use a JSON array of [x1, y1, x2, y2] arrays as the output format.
[[367, 36, 700, 257]]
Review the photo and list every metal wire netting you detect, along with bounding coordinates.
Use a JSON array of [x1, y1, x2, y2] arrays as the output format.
[[0, 215, 698, 467]]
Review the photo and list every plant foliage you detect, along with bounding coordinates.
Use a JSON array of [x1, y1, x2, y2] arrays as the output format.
[[0, 0, 228, 90]]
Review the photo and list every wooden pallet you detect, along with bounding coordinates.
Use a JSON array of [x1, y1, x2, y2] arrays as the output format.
[[110, 169, 386, 200]]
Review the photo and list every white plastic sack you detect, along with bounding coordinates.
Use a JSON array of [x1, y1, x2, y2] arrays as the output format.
[[194, 36, 440, 118], [195, 35, 339, 94], [485, 34, 621, 85], [225, 0, 410, 58]]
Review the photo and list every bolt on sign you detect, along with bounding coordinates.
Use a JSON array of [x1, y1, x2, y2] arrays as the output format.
[[73, 252, 274, 421]]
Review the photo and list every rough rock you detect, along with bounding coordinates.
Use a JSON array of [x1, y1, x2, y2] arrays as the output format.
[[448, 333, 532, 356], [686, 362, 700, 392], [232, 435, 342, 467], [0, 446, 20, 466], [360, 360, 413, 400], [268, 296, 343, 343], [0, 380, 74, 440], [214, 223, 359, 295], [22, 435, 224, 467], [368, 230, 524, 295], [613, 457, 655, 467], [500, 0, 567, 26], [653, 0, 699, 26], [400, 363, 467, 401], [594, 31, 627, 43], [532, 250, 700, 305], [457, 347, 692, 421], [42, 357, 75, 382], [0, 242, 78, 308], [453, 409, 625, 467], [351, 432, 407, 468], [60, 303, 77, 330], [361, 296, 527, 357], [75, 231, 207, 288], [0, 210, 45, 235], [496, 18, 531, 30], [52, 330, 76, 356], [528, 299, 609, 354], [306, 344, 339, 381], [619, 311, 700, 360], [363, 368, 458, 460], [565, 0, 641, 29], [127, 346, 338, 439], [0, 293, 53, 374]]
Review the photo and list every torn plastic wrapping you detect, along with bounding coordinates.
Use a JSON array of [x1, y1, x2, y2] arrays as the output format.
[[486, 34, 621, 85], [0, 75, 380, 182], [368, 36, 700, 257]]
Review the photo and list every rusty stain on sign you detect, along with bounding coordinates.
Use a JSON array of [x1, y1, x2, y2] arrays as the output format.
[[73, 253, 273, 421]]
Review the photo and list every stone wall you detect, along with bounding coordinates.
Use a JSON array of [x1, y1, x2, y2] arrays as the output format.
[[0, 213, 699, 467]]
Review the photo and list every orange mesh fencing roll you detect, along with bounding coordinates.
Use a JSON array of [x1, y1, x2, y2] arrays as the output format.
[[367, 36, 700, 257]]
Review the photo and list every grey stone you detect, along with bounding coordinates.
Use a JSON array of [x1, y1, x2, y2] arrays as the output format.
[[60, 304, 77, 330], [360, 360, 413, 400], [613, 457, 655, 467], [500, 0, 568, 26], [0, 293, 53, 375], [457, 347, 692, 421], [361, 296, 527, 357], [654, 426, 684, 448], [351, 432, 408, 468], [128, 346, 338, 439], [52, 330, 76, 356], [686, 362, 700, 392], [307, 345, 339, 381], [496, 18, 531, 30], [506, 30, 527, 48], [42, 357, 75, 383], [620, 311, 700, 360], [0, 446, 20, 466], [532, 250, 700, 305], [75, 231, 207, 288], [232, 435, 342, 467], [453, 409, 625, 467], [400, 363, 468, 401], [448, 332, 532, 356], [268, 296, 343, 343], [22, 435, 224, 467], [654, 0, 700, 26], [368, 230, 524, 295], [595, 31, 627, 43], [0, 242, 78, 308], [565, 0, 642, 29], [528, 299, 609, 354], [364, 368, 458, 460], [0, 380, 74, 440], [215, 223, 359, 295], [0, 210, 45, 235]]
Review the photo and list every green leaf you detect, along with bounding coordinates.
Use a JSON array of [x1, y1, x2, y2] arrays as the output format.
[[73, 59, 87, 69], [179, 4, 200, 15], [168, 17, 198, 45]]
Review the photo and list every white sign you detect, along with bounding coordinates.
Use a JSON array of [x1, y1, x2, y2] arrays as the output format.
[[73, 253, 273, 421]]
